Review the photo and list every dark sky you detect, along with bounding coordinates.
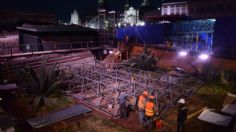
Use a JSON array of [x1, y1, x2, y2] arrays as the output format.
[[0, 0, 163, 21]]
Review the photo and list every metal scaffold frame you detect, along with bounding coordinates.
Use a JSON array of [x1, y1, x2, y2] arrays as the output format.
[[108, 10, 116, 47], [98, 9, 106, 46], [65, 61, 202, 117]]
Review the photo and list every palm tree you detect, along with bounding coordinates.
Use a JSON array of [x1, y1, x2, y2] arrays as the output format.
[[17, 60, 61, 112], [189, 61, 222, 83], [131, 47, 157, 71]]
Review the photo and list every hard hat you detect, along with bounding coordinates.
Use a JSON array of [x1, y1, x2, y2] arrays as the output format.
[[0, 98, 2, 101], [149, 96, 155, 99], [178, 98, 185, 104], [143, 91, 148, 96]]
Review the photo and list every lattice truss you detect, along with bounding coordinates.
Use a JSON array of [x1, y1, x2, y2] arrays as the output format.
[[171, 19, 215, 34], [63, 61, 202, 117]]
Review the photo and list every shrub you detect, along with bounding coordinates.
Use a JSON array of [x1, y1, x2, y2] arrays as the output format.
[[16, 59, 62, 112], [130, 47, 158, 71]]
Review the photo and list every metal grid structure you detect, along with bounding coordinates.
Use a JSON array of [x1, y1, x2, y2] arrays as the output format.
[[66, 61, 202, 117], [169, 19, 215, 52], [107, 10, 116, 47], [98, 9, 106, 46]]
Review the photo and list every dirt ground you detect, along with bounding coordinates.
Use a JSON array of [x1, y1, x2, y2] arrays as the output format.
[[1, 86, 235, 132]]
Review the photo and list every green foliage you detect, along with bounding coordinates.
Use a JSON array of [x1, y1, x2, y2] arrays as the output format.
[[131, 47, 157, 71], [189, 61, 222, 83], [190, 60, 236, 91], [44, 96, 74, 112], [197, 84, 227, 108], [221, 69, 236, 90], [200, 61, 222, 83], [16, 59, 61, 112]]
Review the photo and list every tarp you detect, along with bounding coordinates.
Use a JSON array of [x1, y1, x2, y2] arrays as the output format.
[[116, 24, 166, 45], [27, 104, 91, 128], [221, 104, 236, 116], [198, 109, 232, 127], [0, 84, 18, 91]]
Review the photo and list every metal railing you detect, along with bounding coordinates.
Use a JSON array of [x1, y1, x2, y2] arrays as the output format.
[[0, 41, 100, 58], [0, 44, 14, 56]]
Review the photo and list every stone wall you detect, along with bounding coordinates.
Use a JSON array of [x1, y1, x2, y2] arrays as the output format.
[[131, 45, 236, 72]]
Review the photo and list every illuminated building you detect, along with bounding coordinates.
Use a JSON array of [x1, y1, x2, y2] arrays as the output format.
[[161, 1, 189, 16], [70, 10, 81, 25]]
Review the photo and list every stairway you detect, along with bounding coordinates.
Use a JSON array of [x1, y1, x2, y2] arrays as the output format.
[[103, 50, 121, 64]]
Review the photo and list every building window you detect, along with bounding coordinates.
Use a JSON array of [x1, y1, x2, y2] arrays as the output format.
[[167, 6, 171, 15]]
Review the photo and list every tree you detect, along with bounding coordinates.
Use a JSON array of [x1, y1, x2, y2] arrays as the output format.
[[17, 60, 61, 112], [131, 47, 157, 71]]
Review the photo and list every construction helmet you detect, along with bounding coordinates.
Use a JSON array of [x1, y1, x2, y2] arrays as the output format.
[[143, 91, 148, 96], [149, 95, 155, 99], [178, 98, 185, 104]]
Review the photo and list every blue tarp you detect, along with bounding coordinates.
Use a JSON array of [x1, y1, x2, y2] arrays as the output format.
[[116, 24, 166, 44]]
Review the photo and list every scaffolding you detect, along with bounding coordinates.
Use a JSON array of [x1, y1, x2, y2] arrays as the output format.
[[64, 61, 202, 117], [107, 11, 116, 47], [98, 9, 107, 46], [170, 19, 215, 52]]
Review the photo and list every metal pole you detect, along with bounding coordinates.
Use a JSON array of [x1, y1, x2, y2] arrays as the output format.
[[82, 78, 84, 94], [10, 47, 13, 58]]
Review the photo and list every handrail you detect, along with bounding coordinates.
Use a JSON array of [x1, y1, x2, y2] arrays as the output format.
[[0, 41, 100, 58]]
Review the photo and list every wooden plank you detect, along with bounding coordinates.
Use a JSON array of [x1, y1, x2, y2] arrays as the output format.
[[27, 104, 91, 128]]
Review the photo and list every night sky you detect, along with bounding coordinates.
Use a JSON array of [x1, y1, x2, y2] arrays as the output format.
[[0, 0, 167, 21]]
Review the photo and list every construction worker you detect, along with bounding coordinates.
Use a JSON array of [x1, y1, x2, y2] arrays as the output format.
[[177, 98, 188, 132], [119, 90, 129, 119], [145, 95, 156, 129], [137, 90, 148, 124]]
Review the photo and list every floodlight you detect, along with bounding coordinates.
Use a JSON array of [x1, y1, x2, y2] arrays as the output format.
[[199, 53, 209, 60], [178, 51, 188, 56]]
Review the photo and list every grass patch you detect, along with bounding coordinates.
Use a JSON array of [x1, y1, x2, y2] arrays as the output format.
[[16, 91, 75, 115], [58, 115, 129, 132], [184, 83, 235, 132], [43, 96, 74, 113], [197, 84, 228, 108]]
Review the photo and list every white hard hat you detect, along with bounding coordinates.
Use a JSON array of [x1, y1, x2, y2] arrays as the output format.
[[0, 98, 2, 101], [178, 98, 185, 104]]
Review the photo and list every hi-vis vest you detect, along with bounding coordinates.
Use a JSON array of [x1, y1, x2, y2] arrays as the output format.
[[145, 101, 155, 116], [138, 95, 145, 110]]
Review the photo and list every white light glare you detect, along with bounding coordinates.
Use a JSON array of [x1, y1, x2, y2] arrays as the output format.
[[118, 23, 121, 27], [209, 19, 216, 22], [178, 51, 188, 56], [109, 51, 113, 54], [139, 22, 145, 26], [199, 54, 209, 60]]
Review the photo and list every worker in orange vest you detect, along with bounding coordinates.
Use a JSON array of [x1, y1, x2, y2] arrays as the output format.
[[137, 90, 148, 124], [145, 95, 157, 129]]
